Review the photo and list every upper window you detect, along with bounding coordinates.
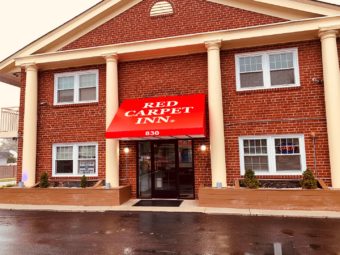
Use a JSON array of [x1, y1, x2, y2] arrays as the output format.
[[239, 135, 306, 175], [236, 48, 300, 91], [52, 143, 98, 177], [54, 70, 98, 105], [150, 1, 174, 17]]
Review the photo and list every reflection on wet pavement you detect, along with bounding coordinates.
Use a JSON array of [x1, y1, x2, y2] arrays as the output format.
[[0, 210, 340, 254]]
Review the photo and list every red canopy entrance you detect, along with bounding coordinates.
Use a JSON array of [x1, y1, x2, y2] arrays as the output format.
[[106, 94, 206, 140]]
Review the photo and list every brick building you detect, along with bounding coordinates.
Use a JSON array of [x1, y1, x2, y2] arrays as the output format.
[[1, 0, 340, 199]]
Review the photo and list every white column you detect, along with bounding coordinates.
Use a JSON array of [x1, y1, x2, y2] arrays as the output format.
[[105, 54, 120, 188], [205, 40, 227, 187], [22, 64, 38, 187], [319, 30, 340, 188]]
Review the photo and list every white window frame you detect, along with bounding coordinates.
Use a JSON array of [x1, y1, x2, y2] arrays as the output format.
[[235, 48, 300, 91], [54, 69, 99, 105], [52, 142, 98, 177], [239, 134, 306, 176]]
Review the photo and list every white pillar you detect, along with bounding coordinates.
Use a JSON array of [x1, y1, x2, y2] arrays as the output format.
[[22, 64, 38, 187], [205, 40, 227, 187], [319, 30, 340, 188], [105, 54, 120, 187]]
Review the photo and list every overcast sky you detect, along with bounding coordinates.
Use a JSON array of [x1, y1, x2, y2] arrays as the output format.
[[320, 0, 340, 4], [0, 0, 100, 108], [0, 0, 339, 107]]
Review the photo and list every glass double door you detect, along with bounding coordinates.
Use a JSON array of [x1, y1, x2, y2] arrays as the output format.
[[138, 140, 194, 199]]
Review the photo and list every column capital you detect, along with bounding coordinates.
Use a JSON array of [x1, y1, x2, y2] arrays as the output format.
[[104, 53, 119, 62], [22, 63, 37, 72], [205, 40, 222, 51], [319, 29, 338, 41]]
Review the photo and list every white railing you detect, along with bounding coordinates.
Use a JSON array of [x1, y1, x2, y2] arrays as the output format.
[[0, 107, 19, 136]]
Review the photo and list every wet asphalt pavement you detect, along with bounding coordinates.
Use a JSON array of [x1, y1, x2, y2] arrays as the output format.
[[0, 210, 340, 255]]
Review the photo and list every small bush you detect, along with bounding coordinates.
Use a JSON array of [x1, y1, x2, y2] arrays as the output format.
[[300, 169, 318, 189], [39, 172, 49, 188], [7, 155, 17, 164], [243, 169, 260, 189], [80, 175, 88, 188]]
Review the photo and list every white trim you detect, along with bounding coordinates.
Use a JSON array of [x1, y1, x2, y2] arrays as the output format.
[[207, 0, 340, 19], [11, 16, 340, 71], [235, 48, 300, 92], [1, 0, 339, 73], [52, 142, 98, 177], [239, 134, 306, 176], [54, 69, 99, 105]]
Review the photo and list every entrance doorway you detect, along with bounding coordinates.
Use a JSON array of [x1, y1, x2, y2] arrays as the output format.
[[138, 140, 194, 199]]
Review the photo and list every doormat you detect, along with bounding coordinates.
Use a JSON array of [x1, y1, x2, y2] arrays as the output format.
[[133, 200, 183, 207]]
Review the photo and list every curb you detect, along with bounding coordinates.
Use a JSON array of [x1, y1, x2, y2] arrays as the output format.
[[1, 203, 340, 219]]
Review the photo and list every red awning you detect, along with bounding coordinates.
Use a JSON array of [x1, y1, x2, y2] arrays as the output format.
[[106, 94, 206, 140]]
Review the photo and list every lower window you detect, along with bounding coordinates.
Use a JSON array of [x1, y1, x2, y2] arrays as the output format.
[[52, 143, 98, 177], [239, 135, 306, 175]]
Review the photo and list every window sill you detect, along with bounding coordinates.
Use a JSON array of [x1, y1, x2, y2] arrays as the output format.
[[251, 171, 303, 176], [52, 175, 98, 178], [53, 101, 99, 108], [236, 84, 300, 93]]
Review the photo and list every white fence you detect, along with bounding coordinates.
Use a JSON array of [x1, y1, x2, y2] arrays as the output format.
[[0, 107, 19, 137]]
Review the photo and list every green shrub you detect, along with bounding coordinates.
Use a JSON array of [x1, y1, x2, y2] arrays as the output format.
[[80, 175, 88, 188], [300, 169, 318, 189], [7, 155, 17, 164], [243, 169, 260, 189], [39, 172, 49, 188]]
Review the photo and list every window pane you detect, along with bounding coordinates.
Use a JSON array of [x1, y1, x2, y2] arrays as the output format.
[[78, 160, 96, 175], [178, 140, 192, 168], [58, 89, 74, 103], [276, 155, 301, 171], [79, 74, 96, 88], [240, 72, 264, 88], [269, 52, 294, 70], [79, 146, 96, 159], [270, 69, 295, 86], [56, 146, 73, 160], [56, 160, 73, 174], [243, 138, 269, 172], [261, 139, 267, 154], [239, 56, 262, 73], [245, 156, 269, 171], [139, 142, 152, 198], [79, 87, 96, 101], [78, 146, 96, 175], [58, 76, 74, 90], [243, 139, 267, 155], [275, 138, 300, 155], [178, 140, 194, 199]]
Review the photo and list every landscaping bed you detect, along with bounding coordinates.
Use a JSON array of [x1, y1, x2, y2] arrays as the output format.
[[198, 187, 340, 211], [0, 185, 131, 206], [198, 169, 340, 211]]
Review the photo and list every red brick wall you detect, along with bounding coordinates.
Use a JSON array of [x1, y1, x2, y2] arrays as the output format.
[[17, 39, 333, 193], [38, 65, 107, 183], [222, 40, 331, 185], [17, 54, 210, 197], [17, 65, 107, 184], [119, 141, 137, 197], [61, 0, 284, 51], [118, 54, 210, 197]]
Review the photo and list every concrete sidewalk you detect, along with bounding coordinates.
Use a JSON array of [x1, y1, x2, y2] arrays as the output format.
[[1, 199, 340, 218]]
